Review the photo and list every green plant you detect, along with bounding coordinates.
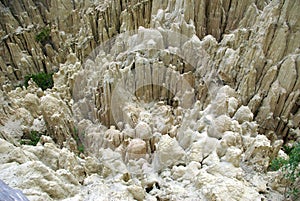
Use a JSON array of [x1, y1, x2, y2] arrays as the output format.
[[270, 142, 300, 200], [20, 131, 43, 146], [73, 127, 85, 154], [77, 144, 84, 154], [24, 72, 54, 90], [270, 157, 287, 172], [35, 27, 51, 44], [283, 144, 295, 155]]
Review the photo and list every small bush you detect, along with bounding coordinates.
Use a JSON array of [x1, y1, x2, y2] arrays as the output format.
[[270, 157, 287, 171], [24, 72, 54, 90], [270, 142, 300, 200], [35, 27, 51, 44], [77, 145, 84, 154], [20, 131, 43, 146], [74, 127, 85, 155]]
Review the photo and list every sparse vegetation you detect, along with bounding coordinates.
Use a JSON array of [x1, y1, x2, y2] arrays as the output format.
[[35, 27, 51, 45], [20, 131, 43, 146], [24, 72, 54, 90], [77, 144, 85, 154], [270, 142, 300, 200], [74, 127, 85, 155]]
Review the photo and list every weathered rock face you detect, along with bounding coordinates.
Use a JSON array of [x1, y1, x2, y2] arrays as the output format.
[[1, 0, 299, 139], [0, 0, 299, 200], [40, 94, 76, 148]]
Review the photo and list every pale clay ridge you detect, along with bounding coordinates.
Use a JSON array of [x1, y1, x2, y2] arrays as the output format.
[[0, 0, 299, 201]]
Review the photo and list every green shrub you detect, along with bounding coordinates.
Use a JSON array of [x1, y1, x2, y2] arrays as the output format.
[[24, 72, 54, 90], [270, 157, 287, 171], [74, 127, 85, 155], [35, 27, 51, 44], [77, 144, 84, 154], [20, 131, 43, 146], [270, 142, 300, 200]]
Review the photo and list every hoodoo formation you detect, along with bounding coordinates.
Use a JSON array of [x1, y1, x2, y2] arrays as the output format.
[[0, 0, 299, 200]]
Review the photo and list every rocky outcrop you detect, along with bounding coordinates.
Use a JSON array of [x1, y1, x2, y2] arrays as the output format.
[[0, 137, 110, 200], [0, 0, 299, 200], [40, 94, 77, 148], [1, 0, 299, 139], [70, 0, 300, 141]]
